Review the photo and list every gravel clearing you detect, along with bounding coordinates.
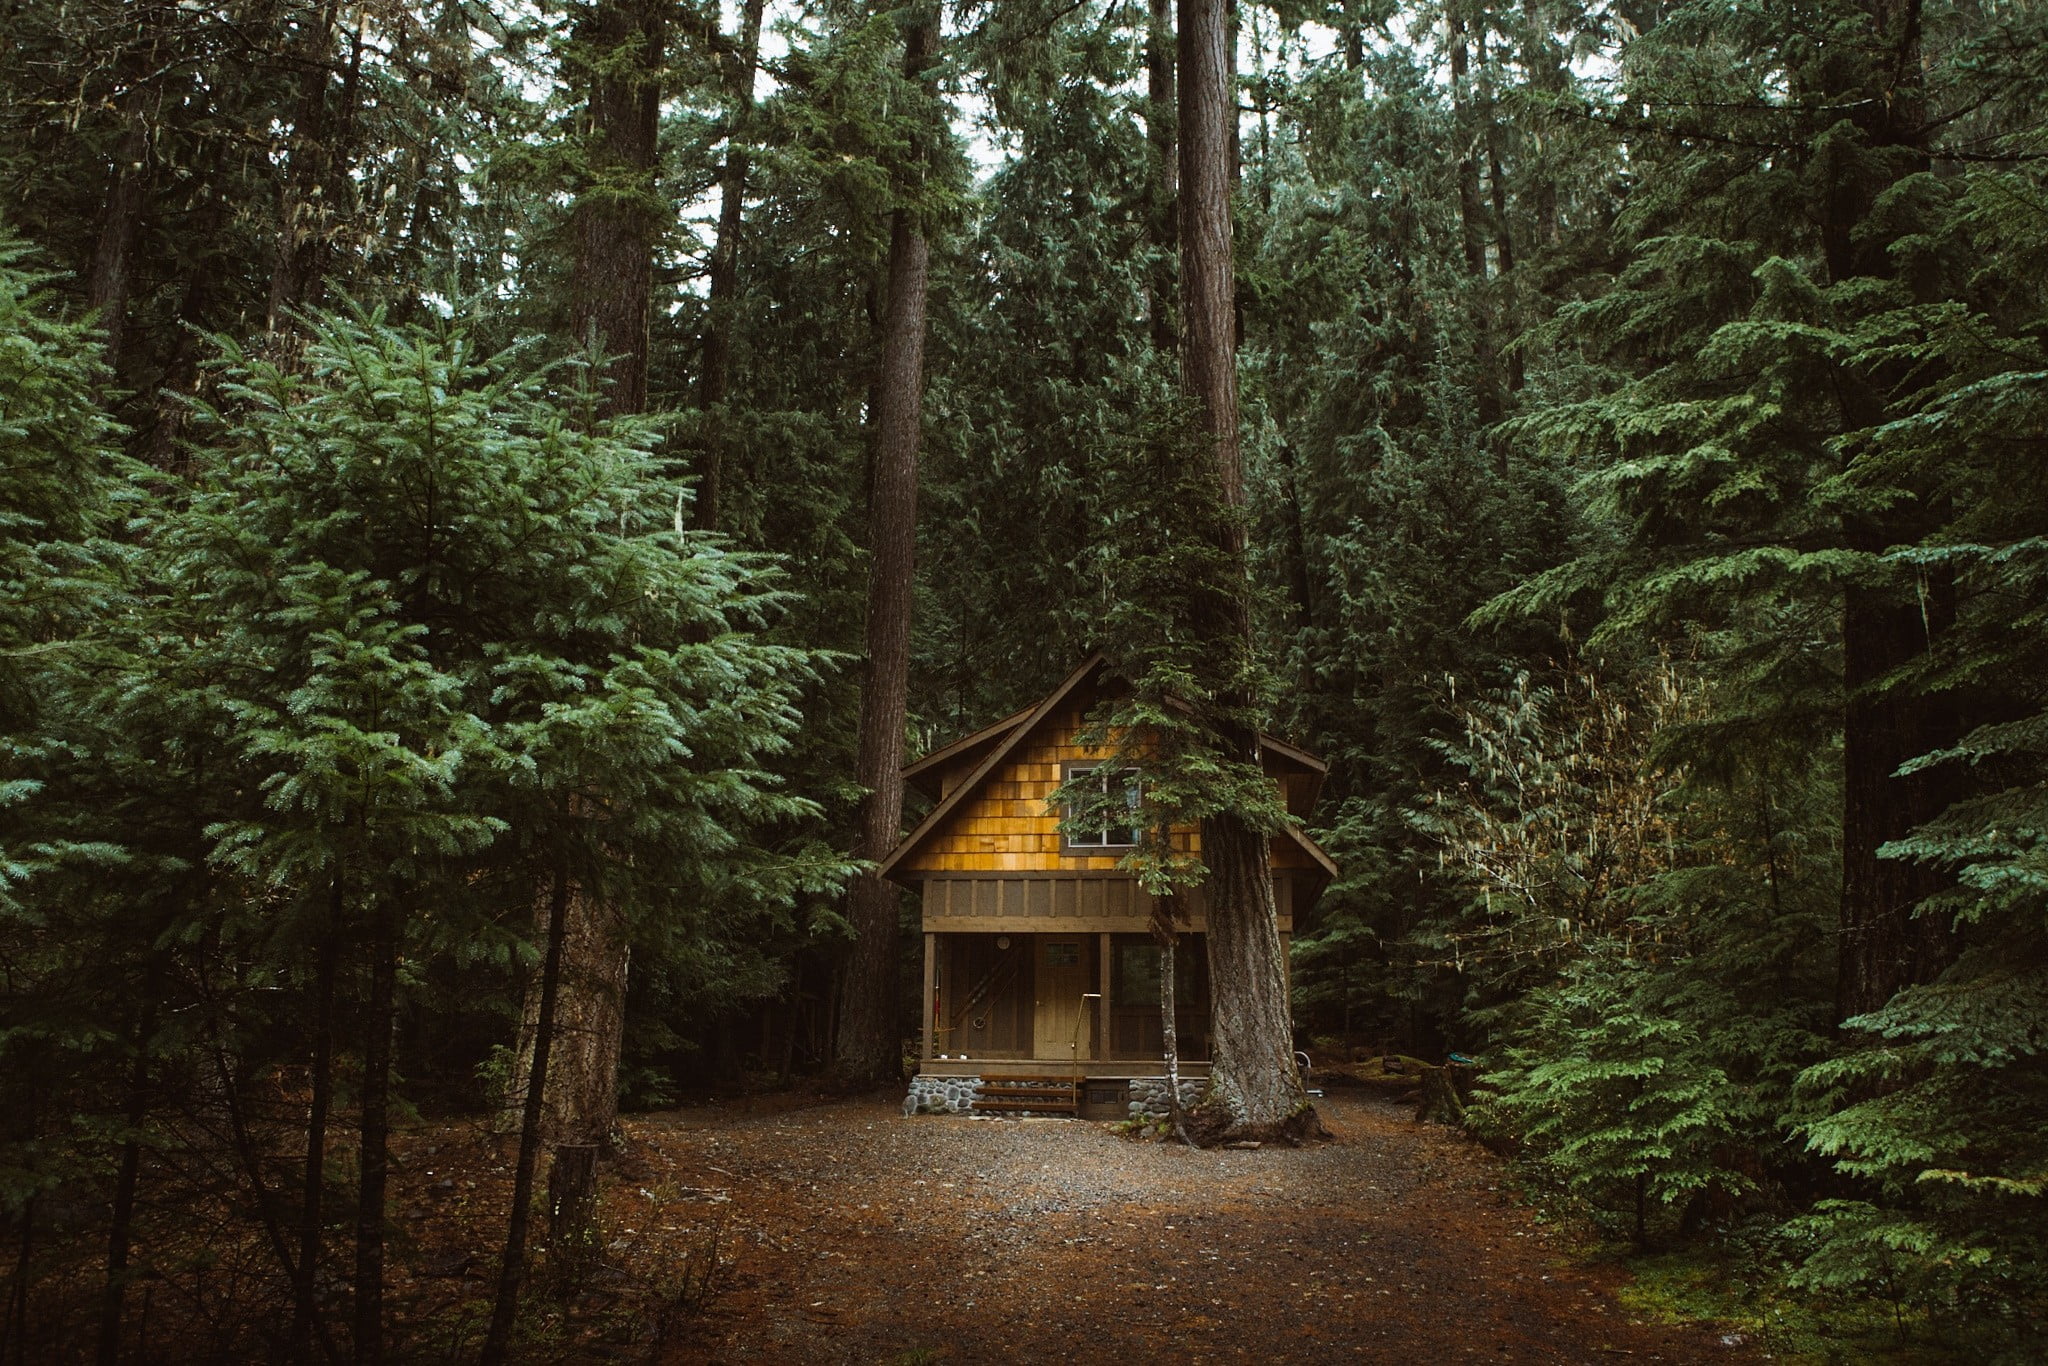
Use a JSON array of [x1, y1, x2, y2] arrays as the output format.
[[639, 1091, 1758, 1364]]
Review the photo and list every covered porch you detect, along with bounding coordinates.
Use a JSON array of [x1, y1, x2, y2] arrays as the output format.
[[918, 930, 1212, 1071]]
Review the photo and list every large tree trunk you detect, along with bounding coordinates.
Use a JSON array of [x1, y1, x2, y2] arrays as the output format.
[[504, 0, 665, 1194], [1838, 574, 1958, 1019], [1175, 0, 1318, 1144], [691, 0, 767, 534], [1824, 0, 1958, 1022], [831, 14, 938, 1088], [569, 0, 665, 414]]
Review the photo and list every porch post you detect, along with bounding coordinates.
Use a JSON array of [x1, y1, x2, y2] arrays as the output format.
[[921, 932, 936, 1062], [1097, 932, 1112, 1062]]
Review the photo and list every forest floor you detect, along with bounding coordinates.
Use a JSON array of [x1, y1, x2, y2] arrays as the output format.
[[28, 1089, 1777, 1361], [619, 1089, 1762, 1364]]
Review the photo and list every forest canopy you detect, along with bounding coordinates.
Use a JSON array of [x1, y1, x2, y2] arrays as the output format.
[[1, 0, 2045, 1355]]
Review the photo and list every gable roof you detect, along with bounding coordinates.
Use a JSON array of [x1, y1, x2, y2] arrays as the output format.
[[878, 654, 1107, 882], [879, 656, 1339, 883]]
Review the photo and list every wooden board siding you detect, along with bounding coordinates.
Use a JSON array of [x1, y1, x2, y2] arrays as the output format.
[[899, 703, 1312, 874], [920, 874, 1295, 934]]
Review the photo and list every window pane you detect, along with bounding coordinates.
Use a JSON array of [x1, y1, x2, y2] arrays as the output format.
[[1115, 941, 1161, 1007]]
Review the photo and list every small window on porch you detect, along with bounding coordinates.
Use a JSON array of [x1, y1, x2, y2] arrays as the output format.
[[1061, 762, 1141, 852]]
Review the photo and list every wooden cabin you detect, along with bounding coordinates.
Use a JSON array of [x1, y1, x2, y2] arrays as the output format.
[[882, 656, 1335, 1118]]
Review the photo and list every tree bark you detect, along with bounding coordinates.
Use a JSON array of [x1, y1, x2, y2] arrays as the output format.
[[1824, 0, 1957, 1021], [692, 0, 767, 533], [1448, 3, 1506, 457], [481, 870, 572, 1366], [290, 890, 340, 1360], [570, 0, 666, 416], [1838, 573, 1958, 1019], [1145, 0, 1178, 353], [506, 880, 628, 1147], [832, 14, 938, 1087], [508, 0, 666, 1174], [93, 998, 156, 1366], [87, 88, 152, 377], [1176, 0, 1318, 1144], [352, 903, 397, 1366]]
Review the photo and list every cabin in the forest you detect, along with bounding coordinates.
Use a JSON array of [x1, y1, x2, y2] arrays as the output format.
[[885, 655, 1336, 1120]]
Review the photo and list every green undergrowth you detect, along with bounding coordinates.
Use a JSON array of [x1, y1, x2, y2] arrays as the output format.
[[1617, 1245, 1985, 1365]]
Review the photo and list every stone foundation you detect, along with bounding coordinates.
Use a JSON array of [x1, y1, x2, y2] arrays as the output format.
[[903, 1074, 981, 1115], [1127, 1076, 1205, 1121], [904, 1073, 1209, 1121]]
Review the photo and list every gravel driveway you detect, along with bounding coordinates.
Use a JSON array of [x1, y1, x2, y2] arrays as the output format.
[[633, 1091, 1756, 1364]]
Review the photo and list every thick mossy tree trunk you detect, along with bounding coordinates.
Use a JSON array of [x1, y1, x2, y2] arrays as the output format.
[[1175, 0, 1317, 1144], [504, 0, 665, 1198], [832, 13, 937, 1088]]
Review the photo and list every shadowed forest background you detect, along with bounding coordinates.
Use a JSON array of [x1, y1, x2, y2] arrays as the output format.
[[1, 0, 2045, 1357]]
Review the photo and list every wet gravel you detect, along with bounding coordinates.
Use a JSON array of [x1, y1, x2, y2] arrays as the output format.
[[638, 1092, 1758, 1364]]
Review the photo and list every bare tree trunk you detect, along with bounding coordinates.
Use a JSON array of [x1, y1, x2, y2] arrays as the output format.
[[94, 998, 155, 1366], [88, 88, 152, 376], [692, 0, 767, 533], [1176, 0, 1318, 1144], [832, 13, 938, 1087], [290, 896, 340, 1361], [1838, 574, 1958, 1018], [352, 903, 397, 1366], [481, 870, 572, 1366]]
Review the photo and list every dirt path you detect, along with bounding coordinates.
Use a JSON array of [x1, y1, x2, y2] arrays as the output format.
[[638, 1092, 1755, 1364]]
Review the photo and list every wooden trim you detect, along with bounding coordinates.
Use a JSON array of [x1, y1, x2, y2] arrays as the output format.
[[1097, 932, 1112, 1065], [920, 932, 936, 1062], [922, 915, 1194, 935], [877, 653, 1105, 882], [1057, 759, 1141, 858], [902, 703, 1034, 797], [1283, 825, 1340, 879], [1257, 732, 1327, 774], [920, 914, 1291, 934], [919, 1059, 1213, 1079], [916, 869, 1143, 881]]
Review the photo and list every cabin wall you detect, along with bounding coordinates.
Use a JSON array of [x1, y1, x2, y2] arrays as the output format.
[[920, 872, 1297, 935]]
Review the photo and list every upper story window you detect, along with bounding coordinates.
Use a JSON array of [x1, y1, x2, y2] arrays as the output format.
[[1062, 762, 1142, 851]]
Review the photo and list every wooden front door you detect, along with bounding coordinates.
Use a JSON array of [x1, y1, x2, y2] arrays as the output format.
[[1033, 937, 1093, 1062]]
